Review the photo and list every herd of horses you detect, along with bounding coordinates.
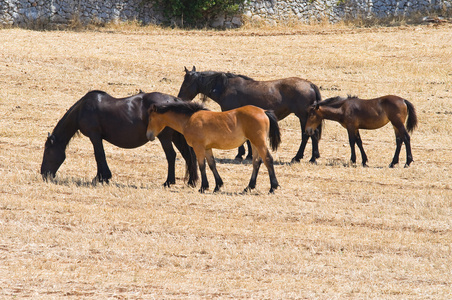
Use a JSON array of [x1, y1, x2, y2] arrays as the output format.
[[41, 66, 418, 193]]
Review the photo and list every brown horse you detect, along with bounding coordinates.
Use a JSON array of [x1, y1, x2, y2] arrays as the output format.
[[305, 95, 418, 167], [177, 66, 322, 163], [146, 102, 281, 193]]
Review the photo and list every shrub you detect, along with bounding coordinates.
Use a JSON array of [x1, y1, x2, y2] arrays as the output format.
[[147, 0, 245, 26]]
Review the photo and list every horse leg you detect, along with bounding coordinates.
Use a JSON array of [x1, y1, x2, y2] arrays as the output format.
[[403, 131, 413, 167], [394, 125, 414, 167], [235, 144, 246, 161], [310, 131, 321, 162], [245, 140, 253, 160], [389, 129, 403, 168], [235, 141, 253, 161], [292, 117, 309, 163], [205, 149, 223, 193], [244, 144, 262, 193], [89, 135, 112, 184], [293, 116, 318, 163], [254, 144, 279, 193], [156, 129, 176, 187], [347, 128, 357, 165], [391, 124, 413, 168], [194, 148, 209, 193], [355, 131, 368, 167], [170, 130, 198, 187]]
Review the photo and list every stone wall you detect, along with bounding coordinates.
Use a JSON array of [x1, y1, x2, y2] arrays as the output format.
[[243, 0, 452, 25], [1, 0, 451, 27], [0, 0, 163, 26]]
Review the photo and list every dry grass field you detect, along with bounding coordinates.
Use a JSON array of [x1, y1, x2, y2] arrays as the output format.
[[0, 23, 451, 298]]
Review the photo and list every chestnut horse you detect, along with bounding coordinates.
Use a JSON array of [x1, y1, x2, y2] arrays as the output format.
[[41, 90, 198, 186], [305, 95, 418, 167], [146, 102, 281, 193], [177, 66, 322, 163]]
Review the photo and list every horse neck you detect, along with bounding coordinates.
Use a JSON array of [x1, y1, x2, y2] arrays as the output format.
[[319, 105, 344, 123], [52, 104, 80, 149], [199, 74, 223, 102], [158, 111, 190, 135]]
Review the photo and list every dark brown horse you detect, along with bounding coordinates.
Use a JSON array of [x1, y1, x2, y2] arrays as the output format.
[[305, 95, 418, 167], [41, 90, 198, 186], [177, 66, 322, 163], [146, 102, 281, 193]]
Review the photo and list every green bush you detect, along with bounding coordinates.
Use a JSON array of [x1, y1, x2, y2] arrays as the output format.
[[147, 0, 245, 26]]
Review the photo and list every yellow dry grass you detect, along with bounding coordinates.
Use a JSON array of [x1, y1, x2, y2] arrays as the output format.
[[0, 23, 451, 298]]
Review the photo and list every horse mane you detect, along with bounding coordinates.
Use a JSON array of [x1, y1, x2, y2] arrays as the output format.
[[50, 90, 106, 149], [319, 95, 357, 108], [198, 71, 254, 102], [154, 101, 208, 116], [200, 71, 254, 81]]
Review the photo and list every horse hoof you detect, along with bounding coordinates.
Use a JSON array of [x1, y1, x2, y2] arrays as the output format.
[[405, 159, 413, 168], [213, 187, 221, 193], [291, 157, 301, 164], [93, 177, 109, 185], [241, 186, 253, 194], [42, 172, 55, 182], [187, 180, 197, 188], [163, 181, 175, 188]]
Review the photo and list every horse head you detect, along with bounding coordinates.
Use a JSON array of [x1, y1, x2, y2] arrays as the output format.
[[178, 66, 200, 101], [178, 66, 229, 102], [41, 133, 66, 180], [306, 105, 322, 136], [146, 105, 164, 142]]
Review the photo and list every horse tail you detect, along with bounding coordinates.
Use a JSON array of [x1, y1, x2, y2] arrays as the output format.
[[310, 83, 323, 140], [311, 83, 322, 104], [404, 99, 418, 133], [265, 110, 281, 152]]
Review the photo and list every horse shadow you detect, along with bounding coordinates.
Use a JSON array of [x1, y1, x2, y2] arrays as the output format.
[[214, 157, 288, 166], [47, 177, 141, 189]]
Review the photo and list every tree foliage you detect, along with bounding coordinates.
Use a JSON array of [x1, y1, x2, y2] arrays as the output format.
[[148, 0, 245, 26]]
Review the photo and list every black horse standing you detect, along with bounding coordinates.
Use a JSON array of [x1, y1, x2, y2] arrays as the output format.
[[41, 90, 198, 186], [177, 66, 322, 163]]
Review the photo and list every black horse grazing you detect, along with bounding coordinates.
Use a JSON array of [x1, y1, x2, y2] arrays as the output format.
[[177, 66, 322, 163], [41, 90, 198, 186]]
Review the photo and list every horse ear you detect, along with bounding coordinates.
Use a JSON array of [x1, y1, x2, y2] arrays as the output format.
[[148, 104, 157, 114], [184, 66, 189, 74], [192, 66, 196, 72]]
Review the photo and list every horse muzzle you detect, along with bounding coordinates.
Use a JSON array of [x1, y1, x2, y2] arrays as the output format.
[[146, 131, 155, 141], [306, 128, 315, 136]]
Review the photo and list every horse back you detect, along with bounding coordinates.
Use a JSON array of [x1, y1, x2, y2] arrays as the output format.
[[234, 105, 270, 135], [225, 77, 318, 117], [344, 96, 406, 129], [184, 109, 245, 150], [78, 91, 179, 148]]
